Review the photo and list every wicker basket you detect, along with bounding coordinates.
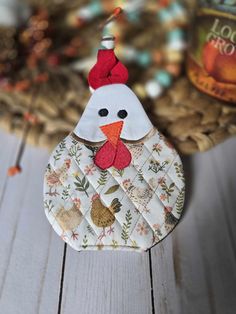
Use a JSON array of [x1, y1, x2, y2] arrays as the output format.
[[0, 68, 89, 149], [149, 78, 236, 154]]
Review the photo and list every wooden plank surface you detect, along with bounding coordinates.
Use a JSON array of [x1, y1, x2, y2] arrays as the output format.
[[0, 132, 18, 201], [61, 249, 152, 314], [0, 130, 236, 314], [151, 139, 236, 314], [0, 131, 64, 314]]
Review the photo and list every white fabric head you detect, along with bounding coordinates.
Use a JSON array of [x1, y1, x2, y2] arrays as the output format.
[[74, 84, 153, 142]]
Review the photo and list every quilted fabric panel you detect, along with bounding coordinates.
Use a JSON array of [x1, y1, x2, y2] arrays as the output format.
[[43, 128, 185, 252]]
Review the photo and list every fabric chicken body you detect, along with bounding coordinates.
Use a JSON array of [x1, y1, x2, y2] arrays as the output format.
[[43, 83, 185, 251], [43, 50, 185, 252]]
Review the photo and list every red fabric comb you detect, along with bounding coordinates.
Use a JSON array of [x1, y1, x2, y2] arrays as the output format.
[[88, 49, 129, 90]]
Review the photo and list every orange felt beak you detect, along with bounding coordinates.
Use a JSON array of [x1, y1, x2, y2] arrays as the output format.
[[100, 121, 123, 147]]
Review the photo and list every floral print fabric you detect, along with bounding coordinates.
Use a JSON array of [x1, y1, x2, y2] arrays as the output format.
[[43, 128, 185, 252]]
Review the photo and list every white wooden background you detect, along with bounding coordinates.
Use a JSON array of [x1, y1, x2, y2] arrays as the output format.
[[0, 129, 235, 314]]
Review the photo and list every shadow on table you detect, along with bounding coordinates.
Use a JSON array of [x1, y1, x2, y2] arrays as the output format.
[[181, 155, 194, 218]]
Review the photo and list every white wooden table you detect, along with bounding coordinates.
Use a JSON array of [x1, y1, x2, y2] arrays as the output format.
[[0, 129, 235, 314]]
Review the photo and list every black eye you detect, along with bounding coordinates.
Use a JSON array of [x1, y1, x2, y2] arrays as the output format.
[[117, 110, 128, 119], [98, 108, 109, 117]]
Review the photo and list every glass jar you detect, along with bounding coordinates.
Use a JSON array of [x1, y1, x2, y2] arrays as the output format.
[[186, 0, 236, 103]]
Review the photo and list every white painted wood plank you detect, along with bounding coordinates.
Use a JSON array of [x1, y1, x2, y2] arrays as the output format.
[[211, 139, 236, 245], [0, 141, 64, 314], [150, 238, 182, 314], [151, 138, 236, 314], [61, 249, 152, 314], [0, 131, 18, 198]]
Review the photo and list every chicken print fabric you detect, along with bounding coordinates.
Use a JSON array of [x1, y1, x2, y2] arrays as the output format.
[[43, 46, 185, 252]]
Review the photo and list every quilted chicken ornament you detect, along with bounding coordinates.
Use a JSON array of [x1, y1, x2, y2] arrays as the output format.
[[43, 36, 185, 252]]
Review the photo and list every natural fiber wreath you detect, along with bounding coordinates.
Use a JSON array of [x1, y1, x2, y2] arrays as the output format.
[[149, 78, 236, 154]]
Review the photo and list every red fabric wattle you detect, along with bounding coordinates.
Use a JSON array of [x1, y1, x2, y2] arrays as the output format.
[[88, 49, 129, 90], [113, 140, 132, 170], [94, 139, 131, 170], [94, 141, 116, 170]]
